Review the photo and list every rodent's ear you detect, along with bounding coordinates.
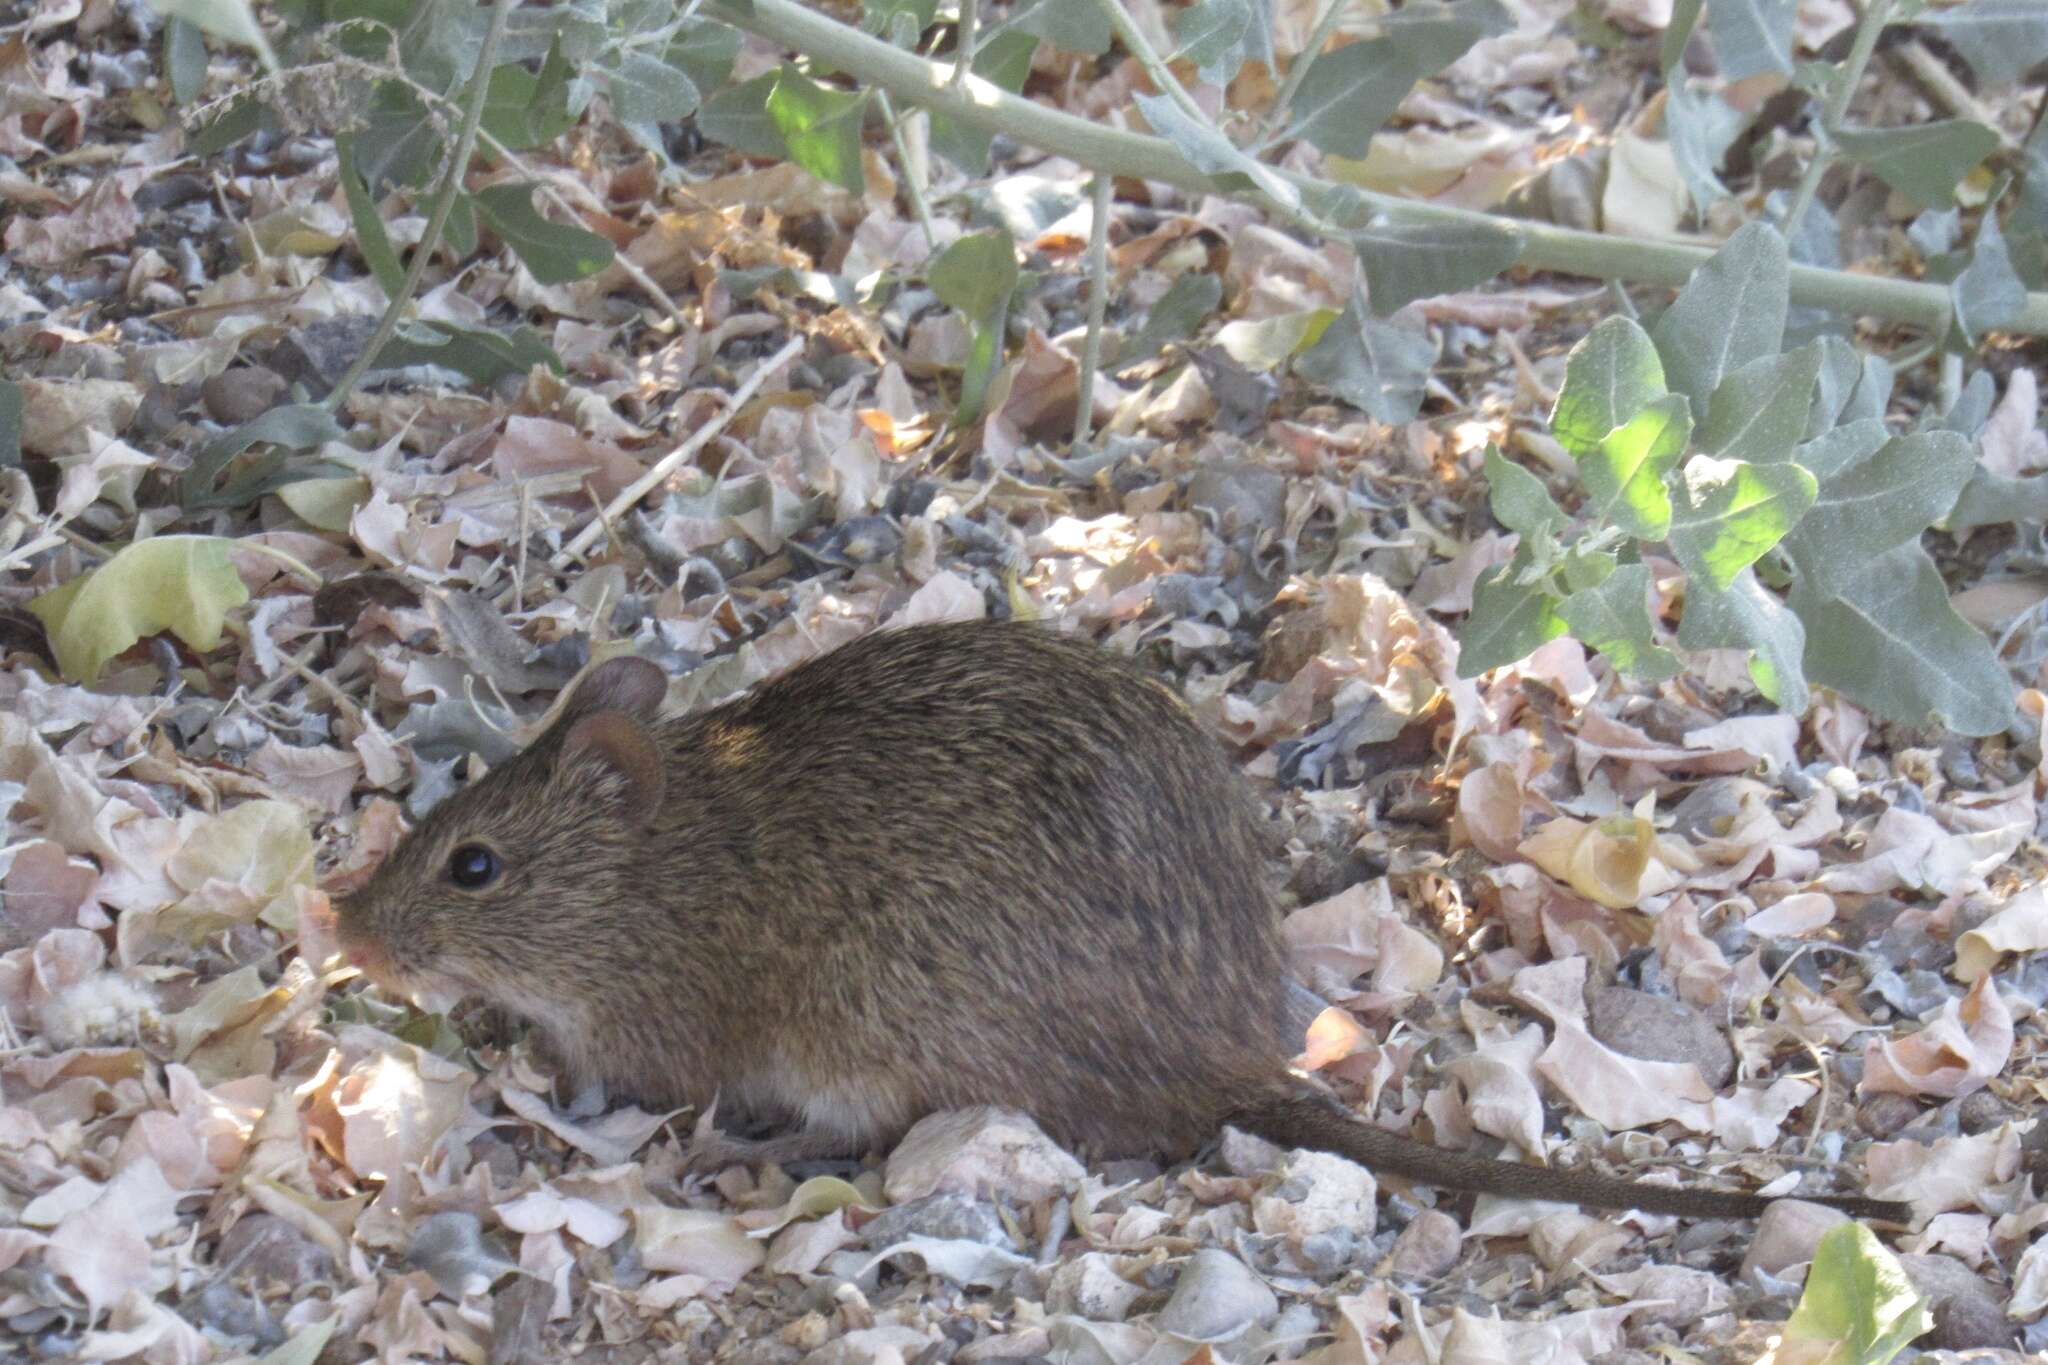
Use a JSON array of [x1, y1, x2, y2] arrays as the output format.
[[561, 711, 665, 814], [563, 655, 668, 723]]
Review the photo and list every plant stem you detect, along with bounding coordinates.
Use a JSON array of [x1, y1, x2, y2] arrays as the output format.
[[1259, 0, 1353, 145], [952, 0, 977, 88], [877, 91, 940, 252], [1782, 0, 1897, 244], [1093, 0, 1208, 125], [323, 0, 515, 411], [702, 0, 2048, 335], [1073, 173, 1114, 453]]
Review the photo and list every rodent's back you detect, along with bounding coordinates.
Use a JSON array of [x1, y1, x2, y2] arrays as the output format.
[[654, 619, 1292, 1152]]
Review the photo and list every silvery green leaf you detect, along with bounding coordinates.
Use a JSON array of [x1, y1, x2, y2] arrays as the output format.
[[1135, 92, 1300, 213], [1676, 568, 1809, 712], [1706, 0, 1796, 79], [1784, 430, 1976, 596], [1558, 563, 1682, 680], [1669, 455, 1817, 592], [1665, 81, 1750, 215], [1292, 304, 1435, 424], [1459, 548, 1567, 676], [1913, 0, 2048, 88], [1700, 344, 1821, 464], [1287, 0, 1511, 158], [1353, 219, 1524, 315], [1483, 445, 1568, 541], [1550, 315, 1666, 458], [1794, 542, 2016, 736], [1952, 204, 2027, 345], [1833, 121, 1999, 211], [1652, 221, 1789, 419]]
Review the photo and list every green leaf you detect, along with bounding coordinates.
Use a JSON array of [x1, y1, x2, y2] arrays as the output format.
[[1947, 469, 2048, 533], [1584, 393, 1690, 541], [143, 0, 276, 70], [1832, 121, 1999, 211], [1677, 568, 1810, 711], [1699, 343, 1820, 464], [251, 1315, 340, 1365], [664, 19, 741, 95], [482, 37, 578, 150], [191, 91, 266, 155], [1807, 336, 1893, 436], [930, 230, 1019, 425], [1352, 219, 1525, 316], [1913, 0, 2048, 89], [1953, 201, 2027, 344], [338, 136, 404, 297], [1665, 80, 1750, 214], [1215, 310, 1333, 371], [1781, 1209, 1933, 1365], [1705, 0, 1795, 80], [604, 50, 701, 126], [164, 16, 207, 104], [862, 0, 938, 39], [473, 182, 615, 284], [1551, 316, 1667, 458], [1483, 446, 1568, 541], [1014, 0, 1113, 54], [1796, 543, 2016, 736], [0, 379, 21, 469], [1791, 418, 1888, 481], [1135, 93, 1301, 213], [1652, 221, 1789, 418], [1173, 0, 1274, 86], [698, 72, 785, 158], [354, 82, 441, 192], [1293, 303, 1436, 425], [28, 536, 252, 683], [182, 404, 347, 509], [766, 65, 871, 194], [1784, 430, 1976, 597], [1288, 0, 1513, 158], [1561, 548, 1614, 594], [1459, 549, 1567, 676], [1669, 455, 1817, 592], [1558, 563, 1682, 681], [1116, 272, 1224, 369], [929, 30, 1038, 174], [369, 321, 564, 386]]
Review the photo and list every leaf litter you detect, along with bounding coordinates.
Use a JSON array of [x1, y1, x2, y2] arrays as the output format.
[[1, 2, 2045, 1364]]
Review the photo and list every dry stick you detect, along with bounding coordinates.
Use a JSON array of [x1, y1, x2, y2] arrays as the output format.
[[495, 334, 806, 608], [702, 0, 2048, 335], [1891, 40, 2022, 153], [1072, 173, 1114, 452], [322, 0, 515, 412], [878, 90, 941, 253]]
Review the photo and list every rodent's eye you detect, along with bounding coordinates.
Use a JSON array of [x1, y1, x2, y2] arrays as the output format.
[[447, 844, 500, 889]]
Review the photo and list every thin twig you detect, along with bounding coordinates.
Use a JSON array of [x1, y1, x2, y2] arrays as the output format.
[[1258, 0, 1353, 145], [951, 0, 978, 89], [1889, 40, 2019, 152], [878, 90, 940, 252], [1094, 0, 1207, 125], [322, 0, 516, 410], [1072, 174, 1114, 452], [530, 333, 806, 589], [1783, 0, 1898, 244]]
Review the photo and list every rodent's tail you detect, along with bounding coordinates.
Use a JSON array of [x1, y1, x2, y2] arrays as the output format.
[[1230, 1089, 1911, 1224]]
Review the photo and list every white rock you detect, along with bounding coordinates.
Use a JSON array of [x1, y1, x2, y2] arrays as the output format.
[[1046, 1251, 1143, 1321], [1387, 1210, 1463, 1279], [883, 1107, 1084, 1204], [1740, 1200, 1850, 1280], [1155, 1248, 1278, 1342], [802, 1324, 938, 1365], [1251, 1150, 1377, 1243]]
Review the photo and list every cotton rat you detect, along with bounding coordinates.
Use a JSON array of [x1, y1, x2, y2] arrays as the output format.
[[336, 620, 1906, 1222]]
